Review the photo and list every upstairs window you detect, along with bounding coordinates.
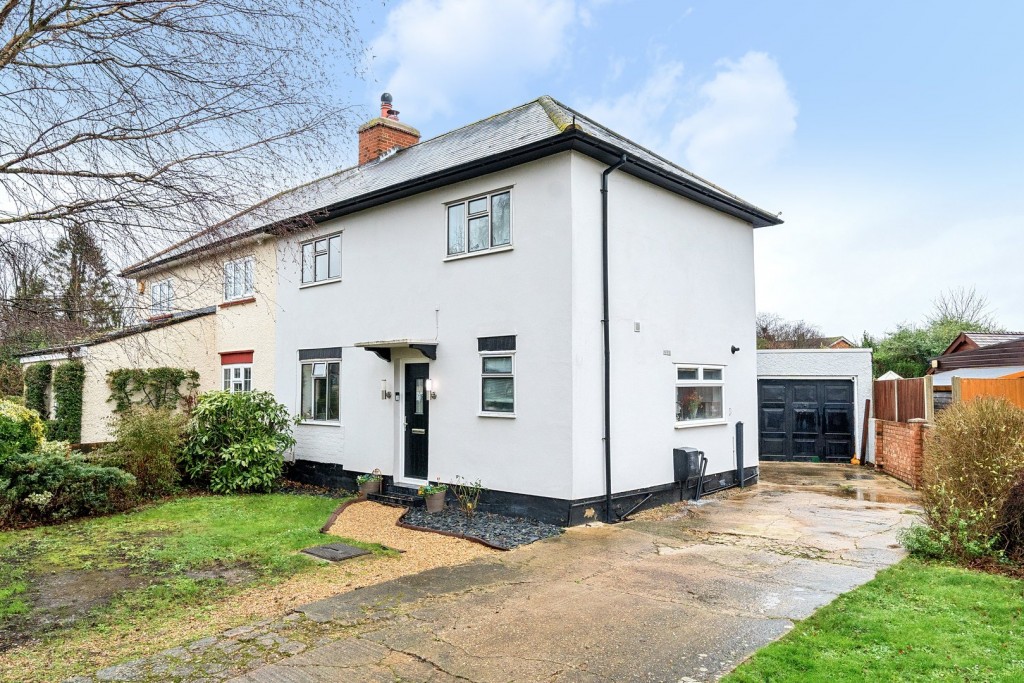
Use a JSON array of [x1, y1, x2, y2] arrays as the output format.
[[675, 365, 724, 425], [224, 256, 254, 301], [301, 233, 342, 285], [151, 278, 173, 314], [447, 190, 511, 257], [479, 335, 516, 415]]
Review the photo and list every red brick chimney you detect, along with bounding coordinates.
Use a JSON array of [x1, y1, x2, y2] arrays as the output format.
[[358, 93, 421, 164]]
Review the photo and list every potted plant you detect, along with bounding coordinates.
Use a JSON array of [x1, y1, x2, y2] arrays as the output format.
[[356, 470, 383, 497], [418, 481, 448, 513], [684, 389, 702, 419]]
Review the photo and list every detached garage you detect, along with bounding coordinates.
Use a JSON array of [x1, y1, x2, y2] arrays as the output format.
[[756, 348, 873, 463]]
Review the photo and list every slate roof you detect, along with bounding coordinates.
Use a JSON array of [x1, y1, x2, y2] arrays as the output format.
[[960, 332, 1024, 348], [123, 96, 782, 276]]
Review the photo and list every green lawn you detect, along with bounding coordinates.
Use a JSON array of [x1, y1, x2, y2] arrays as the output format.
[[0, 493, 376, 681], [726, 558, 1024, 682]]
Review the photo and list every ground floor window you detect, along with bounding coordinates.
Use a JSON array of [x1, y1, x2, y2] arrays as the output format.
[[675, 364, 724, 425], [223, 364, 252, 393], [479, 335, 515, 415], [300, 360, 340, 422]]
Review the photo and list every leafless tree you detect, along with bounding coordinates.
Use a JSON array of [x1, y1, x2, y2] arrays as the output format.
[[927, 286, 998, 332], [756, 312, 824, 349], [0, 0, 366, 344]]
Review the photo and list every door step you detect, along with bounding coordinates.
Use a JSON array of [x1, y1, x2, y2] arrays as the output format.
[[367, 488, 424, 508]]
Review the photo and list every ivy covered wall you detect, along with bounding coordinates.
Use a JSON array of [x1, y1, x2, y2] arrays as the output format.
[[51, 361, 85, 442]]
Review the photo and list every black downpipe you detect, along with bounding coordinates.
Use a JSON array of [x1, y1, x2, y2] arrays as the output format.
[[601, 154, 628, 523], [736, 421, 745, 488]]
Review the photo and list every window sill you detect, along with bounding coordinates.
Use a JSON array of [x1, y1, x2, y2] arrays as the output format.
[[219, 296, 256, 309], [444, 245, 513, 262], [299, 420, 342, 427], [674, 419, 727, 429], [478, 412, 516, 419], [299, 277, 341, 290]]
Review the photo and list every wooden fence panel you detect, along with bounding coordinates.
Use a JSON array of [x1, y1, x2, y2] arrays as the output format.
[[874, 380, 897, 422], [956, 377, 1024, 408], [897, 377, 927, 421]]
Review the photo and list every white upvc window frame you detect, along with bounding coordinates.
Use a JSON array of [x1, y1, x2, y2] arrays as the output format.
[[223, 256, 255, 301], [300, 232, 342, 286], [222, 363, 252, 393], [479, 351, 515, 417], [445, 187, 513, 259], [674, 364, 726, 428], [299, 359, 341, 423], [150, 278, 173, 314]]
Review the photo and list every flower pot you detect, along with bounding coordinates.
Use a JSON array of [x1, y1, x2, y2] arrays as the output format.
[[424, 491, 446, 513], [359, 479, 381, 497]]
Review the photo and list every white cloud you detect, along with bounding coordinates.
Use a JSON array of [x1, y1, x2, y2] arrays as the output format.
[[371, 0, 578, 120], [670, 52, 797, 182], [576, 60, 685, 149]]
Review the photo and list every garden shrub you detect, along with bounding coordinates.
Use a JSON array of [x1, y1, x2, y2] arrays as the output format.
[[181, 391, 296, 493], [999, 470, 1024, 561], [910, 397, 1024, 561], [0, 446, 136, 526], [0, 398, 46, 457], [106, 407, 185, 497]]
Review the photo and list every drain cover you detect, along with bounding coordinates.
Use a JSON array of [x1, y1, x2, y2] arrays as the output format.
[[301, 542, 370, 562]]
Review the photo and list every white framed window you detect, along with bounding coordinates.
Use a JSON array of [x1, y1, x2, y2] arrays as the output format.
[[224, 256, 254, 301], [446, 189, 511, 257], [301, 233, 342, 285], [150, 278, 173, 314], [479, 335, 516, 416], [300, 360, 340, 422], [222, 364, 252, 393], [674, 364, 724, 426]]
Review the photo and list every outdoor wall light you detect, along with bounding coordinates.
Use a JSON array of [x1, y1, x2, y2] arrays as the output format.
[[425, 378, 437, 400], [380, 379, 392, 400]]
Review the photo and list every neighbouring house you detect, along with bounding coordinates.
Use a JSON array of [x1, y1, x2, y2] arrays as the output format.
[[926, 333, 1024, 410], [21, 94, 782, 524], [758, 335, 857, 350], [756, 348, 873, 463]]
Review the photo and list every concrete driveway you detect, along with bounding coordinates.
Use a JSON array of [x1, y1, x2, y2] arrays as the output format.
[[229, 463, 919, 683]]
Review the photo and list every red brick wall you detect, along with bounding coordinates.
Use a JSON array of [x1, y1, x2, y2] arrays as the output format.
[[874, 419, 930, 488], [358, 120, 420, 164]]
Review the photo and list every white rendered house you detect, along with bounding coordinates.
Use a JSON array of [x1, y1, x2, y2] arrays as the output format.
[[55, 94, 782, 524]]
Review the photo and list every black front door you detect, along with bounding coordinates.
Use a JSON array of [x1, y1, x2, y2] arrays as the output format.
[[404, 363, 430, 480], [758, 379, 855, 462]]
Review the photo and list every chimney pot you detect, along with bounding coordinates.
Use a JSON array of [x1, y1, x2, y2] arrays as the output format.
[[359, 93, 420, 164]]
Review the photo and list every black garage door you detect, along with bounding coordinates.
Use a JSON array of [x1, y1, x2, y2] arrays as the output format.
[[758, 379, 855, 462]]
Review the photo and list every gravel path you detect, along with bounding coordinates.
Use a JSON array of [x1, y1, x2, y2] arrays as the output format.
[[402, 507, 564, 550], [325, 501, 497, 567]]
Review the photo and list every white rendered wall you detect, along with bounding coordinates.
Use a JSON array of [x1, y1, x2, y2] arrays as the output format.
[[275, 154, 575, 499], [756, 348, 874, 456], [569, 153, 760, 500]]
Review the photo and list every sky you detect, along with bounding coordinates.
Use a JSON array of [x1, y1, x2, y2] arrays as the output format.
[[344, 0, 1024, 340]]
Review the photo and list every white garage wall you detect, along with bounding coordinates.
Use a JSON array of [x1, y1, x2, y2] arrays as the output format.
[[756, 348, 874, 456]]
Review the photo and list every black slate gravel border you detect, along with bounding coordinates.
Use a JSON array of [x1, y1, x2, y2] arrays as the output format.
[[400, 507, 563, 550]]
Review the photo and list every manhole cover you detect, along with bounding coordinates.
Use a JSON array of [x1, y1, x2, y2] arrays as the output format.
[[301, 543, 370, 562]]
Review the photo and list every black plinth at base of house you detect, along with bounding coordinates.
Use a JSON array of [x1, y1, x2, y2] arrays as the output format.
[[284, 459, 759, 527]]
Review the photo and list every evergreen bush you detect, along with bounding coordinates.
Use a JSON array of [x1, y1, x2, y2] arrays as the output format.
[[106, 407, 185, 497], [907, 397, 1024, 562], [0, 398, 47, 457], [181, 391, 296, 493]]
